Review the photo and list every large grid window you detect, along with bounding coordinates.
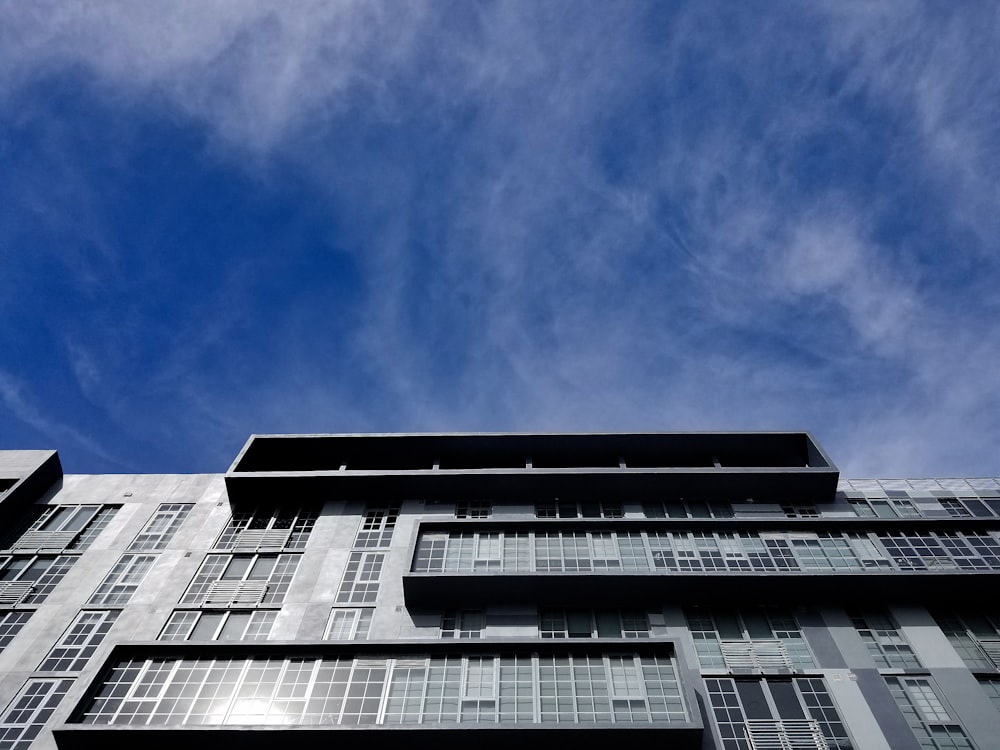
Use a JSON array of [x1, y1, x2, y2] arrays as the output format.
[[537, 500, 623, 519], [75, 652, 687, 727], [215, 504, 317, 551], [886, 676, 974, 750], [87, 554, 156, 606], [933, 611, 1000, 670], [159, 610, 276, 641], [38, 610, 119, 672], [540, 610, 649, 639], [336, 552, 385, 604], [705, 677, 852, 750], [325, 609, 373, 640], [413, 528, 1000, 574], [847, 609, 922, 669], [686, 609, 814, 671], [354, 505, 401, 549], [4, 505, 118, 552], [0, 611, 31, 653], [128, 504, 193, 551], [0, 555, 77, 605], [180, 554, 300, 607], [0, 678, 73, 750]]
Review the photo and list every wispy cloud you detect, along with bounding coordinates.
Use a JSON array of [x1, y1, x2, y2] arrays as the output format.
[[0, 370, 118, 464], [0, 2, 998, 477]]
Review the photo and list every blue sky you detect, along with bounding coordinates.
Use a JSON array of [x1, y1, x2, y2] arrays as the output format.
[[1, 2, 999, 478]]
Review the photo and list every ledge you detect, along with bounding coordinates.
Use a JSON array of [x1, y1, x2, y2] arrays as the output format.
[[55, 724, 705, 750], [402, 570, 1000, 607]]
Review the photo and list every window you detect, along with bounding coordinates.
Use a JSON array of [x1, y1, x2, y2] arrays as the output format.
[[441, 610, 485, 639], [336, 552, 385, 604], [848, 497, 919, 518], [706, 677, 852, 750], [644, 501, 733, 518], [354, 505, 401, 549], [38, 610, 118, 672], [412, 528, 1000, 575], [180, 553, 299, 607], [537, 500, 623, 518], [539, 610, 649, 639], [0, 555, 77, 605], [687, 609, 814, 671], [215, 503, 317, 550], [87, 554, 156, 606], [325, 608, 373, 640], [939, 499, 973, 517], [0, 678, 73, 750], [980, 678, 1000, 713], [781, 505, 819, 518], [128, 504, 192, 551], [886, 676, 974, 750], [934, 610, 1000, 670], [0, 611, 31, 653], [75, 651, 687, 727], [456, 501, 492, 519], [159, 610, 276, 641], [847, 609, 921, 669], [5, 505, 118, 552]]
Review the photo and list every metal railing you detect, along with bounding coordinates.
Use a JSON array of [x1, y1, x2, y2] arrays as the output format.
[[10, 530, 78, 551], [745, 719, 830, 750], [977, 638, 1000, 669], [202, 580, 268, 607], [231, 528, 292, 551], [721, 640, 794, 673], [0, 582, 33, 606]]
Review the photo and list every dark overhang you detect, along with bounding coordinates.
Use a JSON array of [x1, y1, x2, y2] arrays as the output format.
[[0, 450, 62, 531], [402, 569, 1000, 608], [225, 432, 839, 504]]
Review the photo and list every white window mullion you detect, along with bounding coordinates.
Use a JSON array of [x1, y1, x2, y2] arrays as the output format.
[[417, 656, 431, 725], [221, 658, 257, 724], [375, 658, 394, 725]]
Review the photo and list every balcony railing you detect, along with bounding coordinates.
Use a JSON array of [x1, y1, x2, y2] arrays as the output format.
[[744, 719, 830, 750], [720, 640, 793, 673], [977, 638, 1000, 669], [10, 530, 78, 551], [230, 529, 292, 551], [0, 582, 33, 606], [202, 580, 268, 607]]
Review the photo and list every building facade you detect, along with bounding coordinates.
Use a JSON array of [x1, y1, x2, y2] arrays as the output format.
[[0, 432, 998, 749]]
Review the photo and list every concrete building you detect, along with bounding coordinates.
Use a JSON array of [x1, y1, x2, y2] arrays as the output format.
[[0, 432, 998, 749]]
